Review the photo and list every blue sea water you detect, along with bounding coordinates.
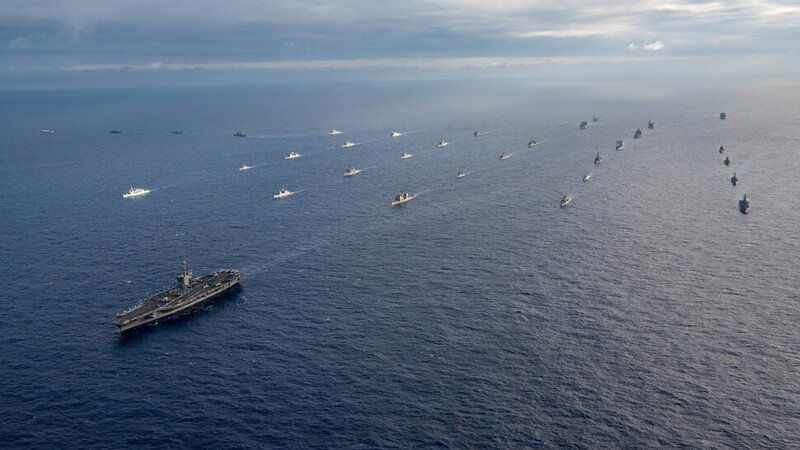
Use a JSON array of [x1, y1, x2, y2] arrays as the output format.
[[1, 80, 798, 448]]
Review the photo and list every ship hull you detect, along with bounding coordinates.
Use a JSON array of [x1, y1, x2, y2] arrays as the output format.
[[110, 270, 243, 333]]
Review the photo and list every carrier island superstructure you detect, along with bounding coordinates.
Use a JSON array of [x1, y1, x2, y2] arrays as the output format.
[[110, 261, 242, 332]]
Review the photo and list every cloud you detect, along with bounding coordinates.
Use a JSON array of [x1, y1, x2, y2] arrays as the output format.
[[62, 55, 696, 73], [629, 41, 664, 51], [511, 27, 623, 38], [2, 0, 800, 87], [8, 36, 31, 49], [644, 41, 665, 51]]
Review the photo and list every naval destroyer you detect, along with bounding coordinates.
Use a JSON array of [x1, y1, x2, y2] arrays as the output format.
[[110, 261, 242, 332]]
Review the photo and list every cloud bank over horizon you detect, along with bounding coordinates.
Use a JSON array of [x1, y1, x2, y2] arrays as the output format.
[[1, 0, 798, 88]]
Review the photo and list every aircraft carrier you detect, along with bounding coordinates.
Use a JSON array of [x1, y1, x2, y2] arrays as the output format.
[[110, 261, 243, 333]]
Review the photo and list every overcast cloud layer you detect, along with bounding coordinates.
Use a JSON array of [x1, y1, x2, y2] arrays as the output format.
[[1, 0, 799, 88]]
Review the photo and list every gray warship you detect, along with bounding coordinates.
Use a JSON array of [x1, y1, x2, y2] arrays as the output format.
[[739, 193, 750, 214], [110, 261, 243, 332]]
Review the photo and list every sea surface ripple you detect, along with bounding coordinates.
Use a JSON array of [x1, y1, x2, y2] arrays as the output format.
[[0, 81, 798, 448]]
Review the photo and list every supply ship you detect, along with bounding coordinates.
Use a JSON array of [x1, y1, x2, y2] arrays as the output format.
[[109, 261, 242, 332]]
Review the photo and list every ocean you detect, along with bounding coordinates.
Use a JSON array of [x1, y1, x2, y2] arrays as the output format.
[[1, 79, 798, 447]]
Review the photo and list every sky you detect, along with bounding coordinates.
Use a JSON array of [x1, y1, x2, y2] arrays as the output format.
[[1, 0, 799, 89]]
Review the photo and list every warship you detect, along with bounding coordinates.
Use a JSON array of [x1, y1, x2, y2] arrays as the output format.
[[273, 188, 294, 199], [391, 190, 414, 206], [739, 193, 750, 214], [123, 187, 150, 198], [110, 261, 243, 333], [343, 165, 361, 176]]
